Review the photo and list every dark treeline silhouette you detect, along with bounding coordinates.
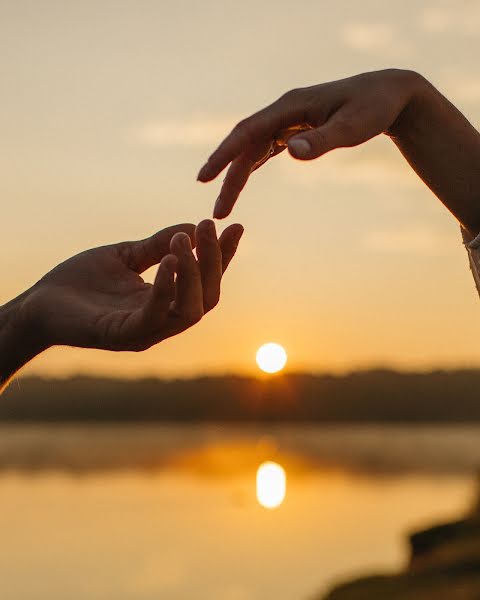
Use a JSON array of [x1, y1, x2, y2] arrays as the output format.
[[2, 369, 480, 422]]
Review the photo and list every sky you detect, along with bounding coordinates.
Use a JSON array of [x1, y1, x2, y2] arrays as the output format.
[[2, 0, 480, 378]]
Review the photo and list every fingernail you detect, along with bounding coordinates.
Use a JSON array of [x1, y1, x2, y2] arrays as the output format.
[[289, 138, 311, 159], [201, 219, 215, 237], [213, 196, 223, 219], [177, 233, 191, 251]]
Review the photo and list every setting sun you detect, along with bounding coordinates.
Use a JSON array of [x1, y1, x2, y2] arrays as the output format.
[[256, 461, 287, 509], [256, 343, 287, 374]]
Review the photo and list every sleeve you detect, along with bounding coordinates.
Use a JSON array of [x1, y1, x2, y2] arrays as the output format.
[[462, 227, 480, 297]]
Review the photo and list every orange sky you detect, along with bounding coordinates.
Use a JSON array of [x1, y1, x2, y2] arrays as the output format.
[[2, 0, 480, 377]]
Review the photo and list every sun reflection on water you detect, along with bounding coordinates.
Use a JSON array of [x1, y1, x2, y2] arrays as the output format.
[[256, 461, 287, 509]]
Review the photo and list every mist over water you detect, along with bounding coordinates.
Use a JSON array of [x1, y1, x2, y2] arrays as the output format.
[[0, 424, 478, 600], [0, 424, 479, 474]]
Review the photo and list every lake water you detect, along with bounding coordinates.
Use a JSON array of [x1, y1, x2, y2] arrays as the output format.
[[0, 424, 479, 600]]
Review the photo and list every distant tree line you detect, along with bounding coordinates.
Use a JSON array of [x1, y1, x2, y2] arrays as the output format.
[[2, 370, 480, 422]]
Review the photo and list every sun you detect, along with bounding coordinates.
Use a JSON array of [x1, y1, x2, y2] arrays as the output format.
[[256, 343, 287, 374], [256, 461, 287, 509]]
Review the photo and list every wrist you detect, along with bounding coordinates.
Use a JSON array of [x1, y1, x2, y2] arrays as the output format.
[[0, 287, 50, 382], [386, 70, 441, 139]]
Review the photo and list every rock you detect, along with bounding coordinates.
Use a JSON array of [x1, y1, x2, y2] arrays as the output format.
[[321, 477, 480, 600]]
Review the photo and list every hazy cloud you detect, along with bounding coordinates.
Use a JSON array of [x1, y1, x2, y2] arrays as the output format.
[[418, 4, 480, 35], [131, 115, 239, 147], [339, 22, 411, 56], [363, 224, 459, 256]]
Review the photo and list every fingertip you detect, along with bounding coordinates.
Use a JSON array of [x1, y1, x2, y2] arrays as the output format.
[[288, 138, 312, 160], [220, 224, 244, 273], [153, 254, 177, 299], [213, 196, 222, 219], [231, 225, 244, 247], [230, 223, 244, 239], [160, 253, 178, 273], [197, 218, 216, 235], [170, 232, 192, 254], [213, 195, 230, 219], [213, 197, 233, 220], [219, 223, 244, 248], [197, 163, 213, 182], [177, 223, 196, 246]]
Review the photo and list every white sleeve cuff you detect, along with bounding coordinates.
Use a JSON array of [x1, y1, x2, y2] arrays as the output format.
[[462, 226, 480, 296]]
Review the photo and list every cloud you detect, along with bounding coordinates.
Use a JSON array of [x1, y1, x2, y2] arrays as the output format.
[[131, 114, 239, 147], [418, 4, 480, 35], [417, 7, 452, 34], [340, 22, 396, 50], [362, 224, 459, 256], [339, 22, 411, 56]]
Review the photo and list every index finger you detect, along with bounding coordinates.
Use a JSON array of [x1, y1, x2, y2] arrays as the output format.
[[197, 94, 305, 183], [213, 141, 286, 219]]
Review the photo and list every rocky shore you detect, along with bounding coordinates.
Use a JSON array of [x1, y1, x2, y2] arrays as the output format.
[[322, 479, 480, 600]]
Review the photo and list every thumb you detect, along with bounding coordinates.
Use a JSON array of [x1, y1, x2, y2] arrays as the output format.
[[288, 110, 358, 160]]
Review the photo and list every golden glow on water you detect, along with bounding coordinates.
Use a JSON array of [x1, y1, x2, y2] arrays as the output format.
[[256, 461, 287, 509], [0, 426, 476, 599], [256, 343, 287, 374]]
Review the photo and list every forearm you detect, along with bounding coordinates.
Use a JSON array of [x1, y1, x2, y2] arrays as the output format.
[[0, 290, 46, 391], [388, 73, 480, 236]]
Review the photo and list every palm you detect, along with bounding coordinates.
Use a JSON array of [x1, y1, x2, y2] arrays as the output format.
[[38, 245, 157, 350], [27, 221, 243, 352]]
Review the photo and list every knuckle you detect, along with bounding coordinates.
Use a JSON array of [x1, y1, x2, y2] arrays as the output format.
[[280, 87, 302, 102], [233, 117, 255, 145], [234, 117, 251, 131], [117, 242, 139, 272], [333, 117, 359, 143], [308, 128, 327, 151], [335, 116, 354, 134]]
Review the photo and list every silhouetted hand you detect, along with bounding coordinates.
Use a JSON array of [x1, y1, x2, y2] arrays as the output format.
[[0, 220, 244, 390], [25, 220, 243, 351], [197, 69, 423, 218]]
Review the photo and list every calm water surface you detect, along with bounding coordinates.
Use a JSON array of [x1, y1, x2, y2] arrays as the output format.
[[0, 424, 478, 600]]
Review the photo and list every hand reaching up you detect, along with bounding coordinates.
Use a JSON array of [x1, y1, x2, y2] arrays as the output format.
[[29, 220, 243, 350], [0, 220, 243, 388]]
